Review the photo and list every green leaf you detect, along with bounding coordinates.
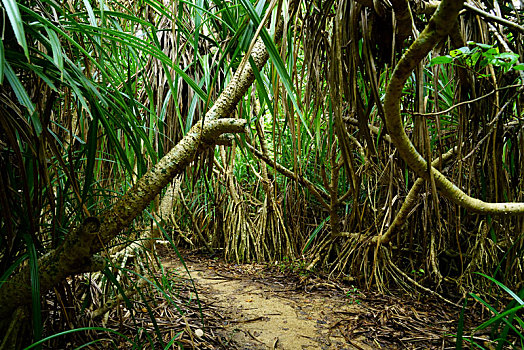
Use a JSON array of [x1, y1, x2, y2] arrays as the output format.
[[82, 112, 99, 205], [0, 39, 5, 83], [251, 57, 274, 118], [485, 48, 499, 56], [474, 305, 524, 331], [82, 0, 98, 27], [24, 327, 136, 350], [0, 253, 28, 289], [44, 28, 64, 77], [476, 272, 524, 305], [466, 51, 481, 66], [238, 0, 312, 138], [429, 55, 453, 66], [302, 216, 330, 254], [4, 61, 35, 114], [23, 234, 42, 348], [512, 64, 524, 70], [476, 43, 493, 50], [163, 332, 184, 350], [1, 0, 29, 58], [450, 47, 470, 58], [498, 52, 519, 61], [456, 298, 467, 350]]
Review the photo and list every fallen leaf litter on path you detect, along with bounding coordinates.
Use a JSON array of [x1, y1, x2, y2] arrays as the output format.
[[160, 249, 473, 349]]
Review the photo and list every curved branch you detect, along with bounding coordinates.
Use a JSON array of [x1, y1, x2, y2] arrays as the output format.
[[244, 141, 330, 209], [390, 0, 414, 44], [384, 0, 524, 215]]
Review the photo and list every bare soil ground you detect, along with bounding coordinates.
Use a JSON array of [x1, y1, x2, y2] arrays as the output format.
[[161, 249, 469, 349]]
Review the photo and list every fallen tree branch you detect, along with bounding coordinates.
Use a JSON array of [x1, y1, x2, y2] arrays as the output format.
[[243, 141, 330, 209], [0, 218, 105, 316], [0, 17, 284, 318]]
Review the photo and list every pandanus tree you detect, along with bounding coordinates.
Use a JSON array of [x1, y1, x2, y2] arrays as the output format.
[[295, 0, 524, 292], [1, 0, 523, 348], [385, 0, 524, 214], [0, 0, 289, 346]]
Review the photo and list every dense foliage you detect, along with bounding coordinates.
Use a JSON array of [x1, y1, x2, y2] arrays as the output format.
[[0, 0, 523, 348]]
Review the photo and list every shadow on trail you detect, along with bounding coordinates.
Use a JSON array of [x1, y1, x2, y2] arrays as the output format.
[[161, 250, 470, 350]]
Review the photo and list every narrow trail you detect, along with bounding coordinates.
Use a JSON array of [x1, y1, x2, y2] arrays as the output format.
[[185, 263, 367, 349], [161, 251, 464, 349]]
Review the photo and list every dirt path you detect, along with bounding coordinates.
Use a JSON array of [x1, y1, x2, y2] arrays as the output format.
[[161, 252, 463, 349], [188, 264, 369, 349], [164, 256, 369, 349]]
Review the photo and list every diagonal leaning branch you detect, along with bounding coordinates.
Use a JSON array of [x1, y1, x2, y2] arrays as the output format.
[[384, 0, 524, 215], [0, 22, 283, 318]]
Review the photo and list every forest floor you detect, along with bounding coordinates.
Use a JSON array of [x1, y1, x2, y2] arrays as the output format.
[[159, 248, 475, 350]]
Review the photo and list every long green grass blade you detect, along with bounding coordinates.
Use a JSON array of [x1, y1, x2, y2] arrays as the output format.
[[4, 62, 35, 115], [23, 234, 42, 349], [0, 39, 5, 83], [23, 327, 137, 350], [470, 292, 524, 342], [302, 216, 330, 254], [0, 253, 28, 289], [82, 0, 98, 27], [163, 331, 184, 350], [44, 28, 64, 78], [238, 0, 311, 138], [475, 272, 524, 305], [82, 113, 99, 205], [474, 305, 524, 332], [456, 297, 467, 350], [1, 0, 28, 58]]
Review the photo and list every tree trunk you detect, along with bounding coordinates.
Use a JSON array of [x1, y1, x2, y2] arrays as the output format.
[[384, 0, 524, 214], [0, 22, 283, 319]]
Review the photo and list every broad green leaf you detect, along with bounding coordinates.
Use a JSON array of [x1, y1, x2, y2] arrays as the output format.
[[466, 51, 481, 66], [496, 52, 519, 67], [498, 52, 519, 60], [485, 48, 499, 56], [450, 47, 470, 57], [429, 55, 453, 66], [476, 43, 493, 49]]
